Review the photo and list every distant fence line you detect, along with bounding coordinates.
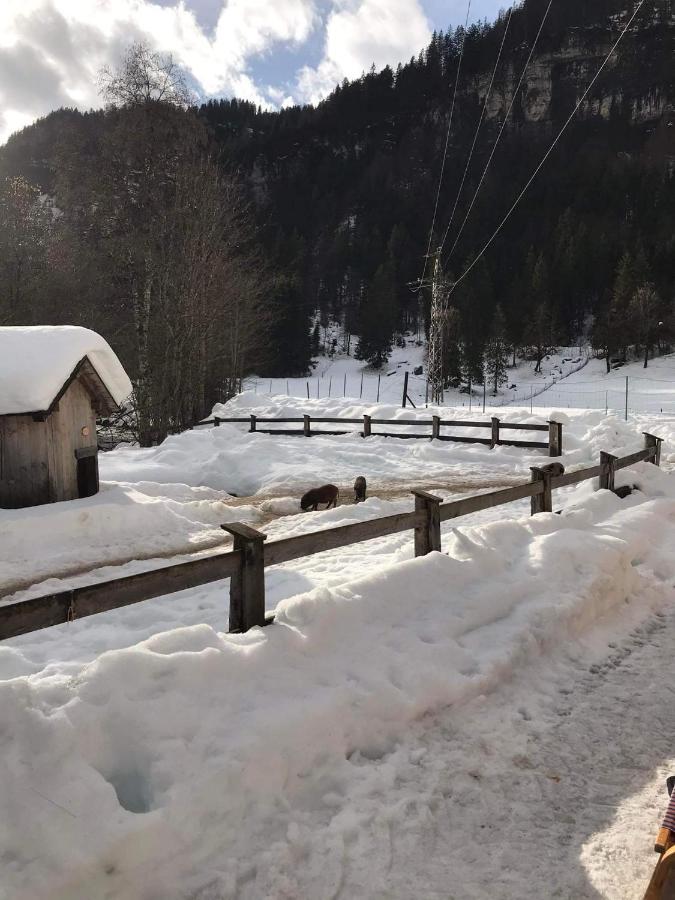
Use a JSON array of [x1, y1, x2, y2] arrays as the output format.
[[202, 414, 564, 455], [0, 434, 662, 642]]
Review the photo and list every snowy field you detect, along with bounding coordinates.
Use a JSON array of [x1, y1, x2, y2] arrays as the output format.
[[248, 337, 675, 418], [246, 337, 589, 409], [2, 396, 675, 899]]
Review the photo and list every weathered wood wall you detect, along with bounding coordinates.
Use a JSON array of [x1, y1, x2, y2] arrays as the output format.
[[0, 415, 50, 508], [48, 378, 98, 501], [0, 377, 98, 508]]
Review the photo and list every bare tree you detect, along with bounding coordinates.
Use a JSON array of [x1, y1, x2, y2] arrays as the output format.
[[45, 44, 270, 444], [99, 42, 193, 108], [0, 176, 53, 324]]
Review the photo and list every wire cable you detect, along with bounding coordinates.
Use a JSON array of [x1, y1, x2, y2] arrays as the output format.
[[415, 0, 472, 292], [445, 0, 553, 263], [446, 0, 646, 291], [439, 4, 514, 255]]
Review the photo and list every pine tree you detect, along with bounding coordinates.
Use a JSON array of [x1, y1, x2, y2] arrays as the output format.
[[610, 251, 638, 364], [630, 283, 662, 368], [442, 305, 463, 387], [485, 305, 509, 395], [355, 260, 397, 368], [525, 255, 555, 372]]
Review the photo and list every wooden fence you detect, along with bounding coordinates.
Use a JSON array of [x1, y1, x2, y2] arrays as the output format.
[[203, 414, 564, 456], [0, 433, 662, 643]]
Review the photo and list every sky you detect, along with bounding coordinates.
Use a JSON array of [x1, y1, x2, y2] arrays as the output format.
[[0, 0, 503, 145]]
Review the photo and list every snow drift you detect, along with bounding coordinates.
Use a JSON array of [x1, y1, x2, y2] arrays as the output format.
[[2, 477, 674, 899]]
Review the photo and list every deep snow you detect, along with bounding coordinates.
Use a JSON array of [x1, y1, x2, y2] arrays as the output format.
[[1, 396, 675, 899], [0, 325, 132, 414]]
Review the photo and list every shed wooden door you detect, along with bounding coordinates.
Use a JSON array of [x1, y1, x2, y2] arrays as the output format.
[[75, 447, 99, 498]]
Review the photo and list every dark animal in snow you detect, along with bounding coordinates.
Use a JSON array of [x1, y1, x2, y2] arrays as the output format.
[[354, 476, 367, 503], [536, 462, 565, 478], [301, 484, 339, 511]]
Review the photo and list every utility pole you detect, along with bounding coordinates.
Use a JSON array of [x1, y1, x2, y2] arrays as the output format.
[[427, 253, 450, 407]]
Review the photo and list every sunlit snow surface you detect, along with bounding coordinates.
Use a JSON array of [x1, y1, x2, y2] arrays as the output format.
[[1, 395, 675, 899]]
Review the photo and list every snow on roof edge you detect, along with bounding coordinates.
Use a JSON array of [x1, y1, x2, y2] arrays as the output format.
[[0, 326, 133, 416]]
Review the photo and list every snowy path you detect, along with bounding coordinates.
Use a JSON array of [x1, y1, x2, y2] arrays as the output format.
[[239, 606, 675, 900], [341, 612, 675, 899]]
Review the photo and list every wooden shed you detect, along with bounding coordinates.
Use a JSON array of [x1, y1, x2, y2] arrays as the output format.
[[0, 326, 132, 509]]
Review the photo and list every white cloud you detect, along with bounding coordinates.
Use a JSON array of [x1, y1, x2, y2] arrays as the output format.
[[295, 0, 431, 104], [0, 0, 435, 145], [0, 0, 318, 143]]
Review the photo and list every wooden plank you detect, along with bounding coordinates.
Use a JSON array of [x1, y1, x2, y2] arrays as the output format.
[[201, 418, 250, 424], [440, 420, 493, 428], [0, 550, 242, 641], [373, 433, 433, 440], [499, 440, 549, 449], [250, 417, 306, 424], [498, 422, 550, 432], [265, 511, 425, 567], [436, 435, 494, 446], [221, 522, 267, 543], [550, 465, 604, 488], [530, 467, 552, 514], [308, 417, 365, 424], [412, 490, 442, 556], [224, 524, 266, 633], [614, 448, 651, 470], [369, 419, 431, 427], [439, 482, 543, 522], [643, 844, 675, 900]]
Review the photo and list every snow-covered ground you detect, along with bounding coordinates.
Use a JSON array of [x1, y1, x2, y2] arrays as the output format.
[[246, 337, 588, 409], [527, 351, 675, 416], [247, 336, 675, 418], [2, 396, 675, 899]]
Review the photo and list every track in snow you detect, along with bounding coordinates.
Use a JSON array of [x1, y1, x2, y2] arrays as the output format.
[[236, 606, 675, 899]]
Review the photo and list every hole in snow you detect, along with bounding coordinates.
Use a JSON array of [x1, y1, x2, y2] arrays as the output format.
[[104, 767, 155, 814]]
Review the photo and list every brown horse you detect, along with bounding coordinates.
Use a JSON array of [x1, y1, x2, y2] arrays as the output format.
[[300, 484, 339, 511]]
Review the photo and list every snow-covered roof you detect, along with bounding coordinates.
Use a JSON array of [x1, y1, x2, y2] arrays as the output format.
[[0, 326, 132, 416]]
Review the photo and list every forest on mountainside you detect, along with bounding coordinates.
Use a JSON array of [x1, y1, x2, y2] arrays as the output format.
[[0, 0, 674, 438]]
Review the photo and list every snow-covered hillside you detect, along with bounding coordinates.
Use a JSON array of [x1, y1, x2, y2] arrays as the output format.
[[246, 337, 589, 409], [248, 337, 675, 418], [1, 397, 675, 899]]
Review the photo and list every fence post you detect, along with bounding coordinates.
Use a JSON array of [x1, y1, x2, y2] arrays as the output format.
[[548, 420, 563, 457], [214, 416, 221, 427], [402, 371, 409, 408], [491, 417, 500, 449], [411, 489, 442, 556], [530, 467, 552, 514], [363, 414, 372, 437], [643, 432, 663, 466], [432, 415, 441, 440], [303, 415, 311, 437], [221, 523, 267, 633], [250, 414, 257, 433], [599, 451, 618, 491]]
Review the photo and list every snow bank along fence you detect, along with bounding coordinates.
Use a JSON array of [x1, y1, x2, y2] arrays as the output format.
[[203, 414, 565, 455], [0, 434, 663, 642]]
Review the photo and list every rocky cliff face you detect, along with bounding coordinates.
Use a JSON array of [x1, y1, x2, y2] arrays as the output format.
[[471, 15, 674, 130]]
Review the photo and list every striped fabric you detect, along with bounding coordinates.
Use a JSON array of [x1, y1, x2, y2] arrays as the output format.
[[663, 791, 675, 832]]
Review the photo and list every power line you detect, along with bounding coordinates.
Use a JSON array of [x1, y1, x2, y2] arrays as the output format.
[[439, 4, 514, 256], [415, 0, 472, 292], [446, 0, 647, 292], [445, 0, 553, 263]]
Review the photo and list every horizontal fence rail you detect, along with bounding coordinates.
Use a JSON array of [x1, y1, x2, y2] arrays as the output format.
[[0, 434, 663, 642], [203, 414, 563, 455]]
